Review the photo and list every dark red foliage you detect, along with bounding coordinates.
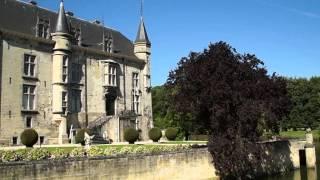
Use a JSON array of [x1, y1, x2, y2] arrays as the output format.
[[166, 42, 290, 179]]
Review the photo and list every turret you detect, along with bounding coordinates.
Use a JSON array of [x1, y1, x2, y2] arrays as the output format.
[[51, 0, 71, 144], [134, 17, 151, 90], [134, 17, 151, 60], [134, 17, 153, 140]]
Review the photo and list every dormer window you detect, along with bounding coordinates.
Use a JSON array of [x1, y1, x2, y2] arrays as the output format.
[[71, 27, 81, 45], [104, 63, 117, 86], [104, 34, 113, 53], [37, 18, 50, 39]]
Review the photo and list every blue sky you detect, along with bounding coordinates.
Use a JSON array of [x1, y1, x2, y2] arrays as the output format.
[[33, 0, 320, 86]]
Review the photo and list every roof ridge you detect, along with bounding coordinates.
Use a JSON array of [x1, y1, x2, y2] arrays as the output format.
[[16, 0, 119, 33]]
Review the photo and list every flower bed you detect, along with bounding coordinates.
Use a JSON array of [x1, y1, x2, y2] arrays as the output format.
[[0, 145, 192, 162]]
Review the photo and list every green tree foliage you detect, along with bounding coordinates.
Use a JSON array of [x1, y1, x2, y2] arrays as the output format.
[[166, 42, 290, 178], [152, 86, 205, 139], [283, 77, 320, 129]]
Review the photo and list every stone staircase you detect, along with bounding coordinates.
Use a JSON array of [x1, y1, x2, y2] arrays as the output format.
[[88, 115, 113, 144]]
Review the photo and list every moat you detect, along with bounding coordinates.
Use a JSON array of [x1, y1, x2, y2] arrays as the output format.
[[263, 142, 319, 180]]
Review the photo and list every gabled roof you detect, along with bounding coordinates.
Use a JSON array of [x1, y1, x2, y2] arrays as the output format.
[[0, 0, 136, 58], [135, 18, 151, 46]]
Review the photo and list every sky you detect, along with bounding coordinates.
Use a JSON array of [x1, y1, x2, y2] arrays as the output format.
[[29, 0, 320, 86]]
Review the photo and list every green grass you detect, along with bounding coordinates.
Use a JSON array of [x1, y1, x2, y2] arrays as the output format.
[[279, 130, 320, 140], [160, 141, 207, 145]]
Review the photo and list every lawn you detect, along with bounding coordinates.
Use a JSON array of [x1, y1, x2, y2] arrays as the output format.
[[11, 142, 205, 153], [279, 130, 320, 140], [160, 141, 207, 145]]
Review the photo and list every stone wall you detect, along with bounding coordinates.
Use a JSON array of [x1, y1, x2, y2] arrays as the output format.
[[0, 148, 218, 180]]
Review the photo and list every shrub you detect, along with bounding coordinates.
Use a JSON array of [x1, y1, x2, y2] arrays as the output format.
[[148, 128, 162, 142], [133, 146, 147, 154], [118, 146, 134, 154], [20, 128, 39, 147], [87, 146, 104, 157], [103, 147, 118, 156], [75, 129, 91, 145], [50, 149, 69, 159], [1, 150, 19, 162], [165, 128, 178, 141], [24, 148, 50, 161], [124, 128, 139, 144], [70, 147, 86, 157]]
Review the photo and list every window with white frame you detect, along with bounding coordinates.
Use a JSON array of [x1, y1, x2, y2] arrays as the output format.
[[62, 56, 68, 83], [37, 18, 50, 39], [132, 73, 139, 89], [132, 94, 140, 114], [25, 116, 32, 128], [22, 85, 36, 110], [24, 54, 36, 77], [62, 91, 68, 114], [104, 63, 117, 86]]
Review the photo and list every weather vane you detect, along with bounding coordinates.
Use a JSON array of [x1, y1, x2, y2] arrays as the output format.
[[140, 0, 144, 18]]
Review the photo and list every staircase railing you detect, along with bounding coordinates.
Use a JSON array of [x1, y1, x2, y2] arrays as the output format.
[[88, 115, 113, 129]]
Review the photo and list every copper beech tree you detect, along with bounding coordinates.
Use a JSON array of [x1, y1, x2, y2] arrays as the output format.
[[166, 42, 290, 179]]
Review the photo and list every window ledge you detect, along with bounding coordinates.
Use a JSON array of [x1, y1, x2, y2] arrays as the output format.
[[69, 82, 84, 86], [22, 76, 39, 81], [21, 110, 39, 114], [103, 85, 118, 88]]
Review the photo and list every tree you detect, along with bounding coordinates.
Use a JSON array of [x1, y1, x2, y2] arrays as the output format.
[[166, 42, 290, 178], [152, 86, 203, 139], [283, 77, 320, 129]]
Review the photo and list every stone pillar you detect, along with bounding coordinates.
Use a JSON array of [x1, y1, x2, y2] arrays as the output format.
[[307, 168, 317, 180], [305, 129, 316, 168]]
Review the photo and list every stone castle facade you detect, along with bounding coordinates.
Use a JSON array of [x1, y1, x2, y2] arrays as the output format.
[[0, 0, 153, 145]]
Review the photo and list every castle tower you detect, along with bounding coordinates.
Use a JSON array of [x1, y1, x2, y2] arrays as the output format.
[[134, 17, 153, 140], [51, 1, 71, 144]]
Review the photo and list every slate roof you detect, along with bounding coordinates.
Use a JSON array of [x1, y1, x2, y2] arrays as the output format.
[[55, 1, 70, 34], [0, 0, 136, 58], [135, 18, 151, 46]]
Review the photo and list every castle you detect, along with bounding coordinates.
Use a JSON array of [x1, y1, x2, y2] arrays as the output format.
[[0, 0, 153, 145]]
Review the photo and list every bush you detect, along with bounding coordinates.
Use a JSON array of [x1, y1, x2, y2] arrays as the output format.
[[24, 148, 50, 161], [1, 150, 20, 162], [20, 128, 39, 147], [70, 147, 86, 157], [103, 147, 118, 156], [87, 146, 104, 157], [50, 149, 69, 159], [148, 128, 162, 142], [75, 129, 91, 145], [165, 128, 178, 141], [124, 128, 139, 144]]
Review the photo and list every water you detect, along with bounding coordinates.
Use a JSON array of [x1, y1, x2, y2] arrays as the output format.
[[262, 143, 320, 180]]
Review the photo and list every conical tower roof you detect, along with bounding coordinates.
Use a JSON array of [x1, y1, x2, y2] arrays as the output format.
[[135, 18, 151, 45], [54, 1, 70, 34]]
